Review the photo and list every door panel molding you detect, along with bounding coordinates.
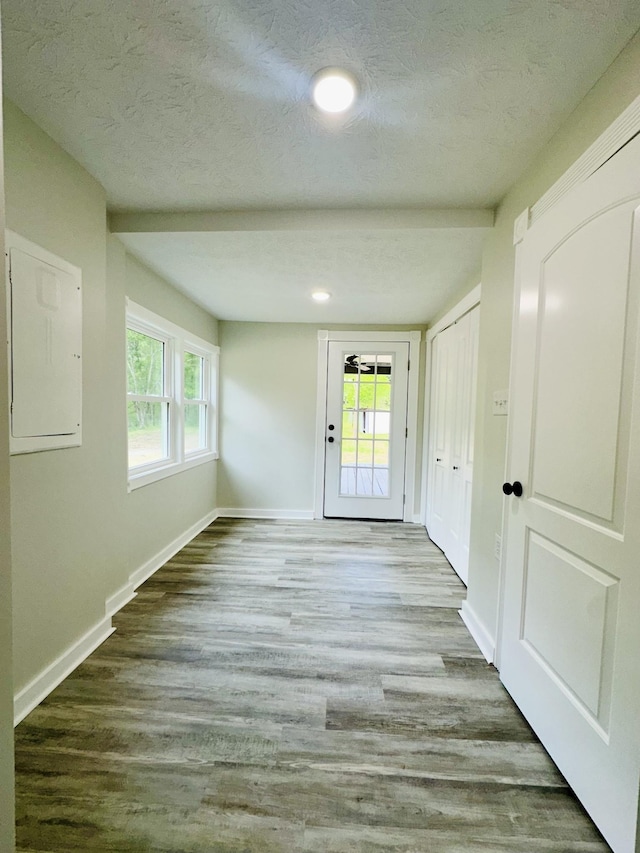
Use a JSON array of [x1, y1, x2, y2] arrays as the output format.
[[314, 330, 422, 522], [499, 132, 640, 853]]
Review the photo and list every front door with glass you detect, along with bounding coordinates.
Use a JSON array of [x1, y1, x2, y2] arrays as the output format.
[[323, 341, 409, 520]]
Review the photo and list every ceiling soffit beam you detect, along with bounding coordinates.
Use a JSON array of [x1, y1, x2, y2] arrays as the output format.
[[109, 208, 494, 234]]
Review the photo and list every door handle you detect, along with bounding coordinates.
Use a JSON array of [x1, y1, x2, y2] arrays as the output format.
[[502, 481, 523, 497], [328, 424, 335, 431], [453, 465, 459, 470], [327, 436, 335, 443], [436, 457, 442, 462]]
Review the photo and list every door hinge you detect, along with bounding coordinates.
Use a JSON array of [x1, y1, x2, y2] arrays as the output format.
[[407, 359, 410, 371], [405, 427, 408, 438]]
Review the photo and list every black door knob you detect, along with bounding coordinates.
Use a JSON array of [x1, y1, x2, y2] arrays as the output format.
[[453, 465, 459, 470], [328, 424, 335, 431], [436, 457, 442, 462], [327, 436, 335, 443], [502, 481, 523, 497]]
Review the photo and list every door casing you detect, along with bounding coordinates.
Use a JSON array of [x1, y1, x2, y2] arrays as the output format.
[[314, 330, 422, 522]]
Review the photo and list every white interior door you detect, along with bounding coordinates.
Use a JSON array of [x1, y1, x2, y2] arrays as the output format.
[[323, 341, 409, 520], [499, 133, 640, 853], [427, 325, 453, 549], [426, 307, 479, 583]]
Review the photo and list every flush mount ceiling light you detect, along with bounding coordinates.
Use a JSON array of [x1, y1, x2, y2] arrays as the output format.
[[311, 68, 357, 114], [312, 290, 331, 302]]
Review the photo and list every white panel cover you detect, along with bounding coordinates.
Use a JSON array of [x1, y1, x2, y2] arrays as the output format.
[[10, 247, 82, 439]]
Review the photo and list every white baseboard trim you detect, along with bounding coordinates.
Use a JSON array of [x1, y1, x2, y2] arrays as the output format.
[[15, 507, 220, 725], [217, 508, 315, 520], [130, 508, 219, 590], [105, 581, 136, 617], [459, 600, 495, 664], [14, 618, 115, 725]]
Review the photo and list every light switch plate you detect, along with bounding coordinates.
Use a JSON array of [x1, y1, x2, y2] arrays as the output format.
[[493, 390, 509, 416]]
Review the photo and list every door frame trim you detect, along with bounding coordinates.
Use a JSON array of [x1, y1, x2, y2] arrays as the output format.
[[530, 91, 640, 227], [314, 330, 422, 522]]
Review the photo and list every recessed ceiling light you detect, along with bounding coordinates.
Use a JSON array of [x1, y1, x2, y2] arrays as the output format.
[[311, 68, 357, 114], [312, 291, 331, 302]]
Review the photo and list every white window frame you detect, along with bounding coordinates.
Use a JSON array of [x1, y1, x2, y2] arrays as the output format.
[[126, 299, 219, 491]]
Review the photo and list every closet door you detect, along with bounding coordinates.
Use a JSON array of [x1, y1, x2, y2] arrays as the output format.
[[427, 324, 455, 552], [445, 309, 479, 580], [426, 306, 479, 584]]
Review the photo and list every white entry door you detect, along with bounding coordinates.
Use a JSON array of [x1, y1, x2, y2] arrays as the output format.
[[499, 133, 640, 853], [323, 341, 409, 520]]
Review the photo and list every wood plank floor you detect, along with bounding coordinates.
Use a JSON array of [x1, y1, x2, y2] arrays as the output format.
[[14, 518, 610, 852]]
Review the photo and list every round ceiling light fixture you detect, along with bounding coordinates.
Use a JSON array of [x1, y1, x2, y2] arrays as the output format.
[[311, 67, 357, 114], [311, 290, 331, 302]]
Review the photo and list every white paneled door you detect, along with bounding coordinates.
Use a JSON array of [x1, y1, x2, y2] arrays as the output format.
[[500, 133, 640, 853], [426, 306, 479, 583], [324, 341, 409, 520]]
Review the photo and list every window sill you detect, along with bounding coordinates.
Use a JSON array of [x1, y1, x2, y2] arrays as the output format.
[[128, 450, 219, 492]]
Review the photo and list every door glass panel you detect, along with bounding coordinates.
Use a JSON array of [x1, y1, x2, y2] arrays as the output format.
[[339, 352, 393, 498], [375, 440, 389, 468], [357, 440, 374, 466], [342, 409, 357, 439], [341, 439, 357, 465]]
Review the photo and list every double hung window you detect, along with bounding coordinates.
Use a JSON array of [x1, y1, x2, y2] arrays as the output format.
[[126, 300, 219, 489]]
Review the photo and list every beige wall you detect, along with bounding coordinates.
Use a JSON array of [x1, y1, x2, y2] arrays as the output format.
[[218, 322, 425, 514], [125, 253, 219, 343], [466, 29, 640, 649], [6, 100, 113, 692], [217, 323, 319, 512], [110, 242, 219, 581], [5, 100, 218, 697], [0, 71, 16, 853]]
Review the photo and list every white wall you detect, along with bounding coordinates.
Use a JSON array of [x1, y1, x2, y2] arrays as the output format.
[[218, 322, 426, 515], [5, 99, 218, 703], [465, 28, 640, 653]]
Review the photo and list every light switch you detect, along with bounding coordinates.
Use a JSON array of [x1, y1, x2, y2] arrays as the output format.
[[493, 390, 509, 416]]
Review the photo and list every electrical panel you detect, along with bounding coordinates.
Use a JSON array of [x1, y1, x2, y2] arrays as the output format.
[[6, 231, 82, 454]]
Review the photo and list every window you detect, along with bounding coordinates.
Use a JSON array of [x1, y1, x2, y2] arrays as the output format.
[[183, 349, 208, 455], [126, 300, 219, 490]]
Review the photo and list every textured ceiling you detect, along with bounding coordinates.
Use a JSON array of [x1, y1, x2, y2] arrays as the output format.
[[4, 0, 639, 211], [117, 228, 490, 323], [3, 1, 640, 322]]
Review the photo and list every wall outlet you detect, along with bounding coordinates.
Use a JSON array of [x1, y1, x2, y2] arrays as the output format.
[[493, 391, 509, 416], [494, 533, 502, 561]]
